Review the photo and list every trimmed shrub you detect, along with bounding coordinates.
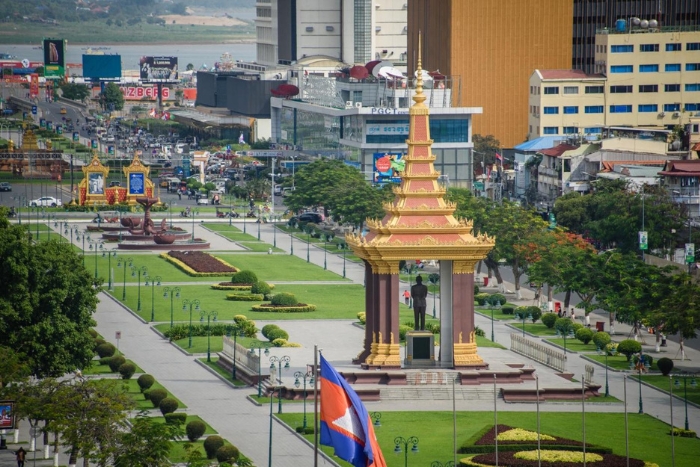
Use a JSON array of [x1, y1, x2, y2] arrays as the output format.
[[96, 342, 116, 358], [617, 339, 642, 361], [671, 428, 697, 438], [474, 285, 480, 295], [186, 420, 207, 442], [475, 293, 490, 306], [399, 324, 412, 341], [226, 293, 264, 301], [143, 389, 151, 401], [203, 435, 225, 459], [149, 389, 168, 408], [657, 357, 674, 376], [251, 281, 271, 295], [137, 374, 155, 392], [426, 322, 441, 334], [164, 413, 187, 425], [272, 338, 288, 347], [501, 306, 515, 315], [474, 325, 485, 337], [233, 315, 248, 324], [230, 270, 258, 284], [572, 322, 584, 332], [108, 355, 126, 373], [555, 317, 574, 335], [296, 426, 315, 434], [251, 304, 316, 313], [94, 338, 106, 349], [527, 306, 542, 323], [118, 362, 136, 380], [88, 328, 98, 338], [159, 397, 179, 416], [541, 313, 558, 329], [261, 324, 280, 339], [357, 312, 366, 324], [592, 332, 611, 351], [216, 445, 240, 463], [488, 294, 507, 306], [99, 356, 113, 366], [267, 328, 289, 341], [271, 293, 298, 306], [575, 327, 594, 344]]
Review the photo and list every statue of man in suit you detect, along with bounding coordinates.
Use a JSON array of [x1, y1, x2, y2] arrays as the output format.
[[411, 275, 428, 331]]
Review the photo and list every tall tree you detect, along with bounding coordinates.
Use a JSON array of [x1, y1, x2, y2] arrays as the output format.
[[472, 134, 501, 169], [100, 82, 125, 111], [113, 412, 181, 467]]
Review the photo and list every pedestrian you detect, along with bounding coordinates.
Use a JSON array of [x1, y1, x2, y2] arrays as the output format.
[[570, 309, 576, 321], [403, 290, 410, 306], [178, 190, 181, 200], [16, 447, 26, 467]]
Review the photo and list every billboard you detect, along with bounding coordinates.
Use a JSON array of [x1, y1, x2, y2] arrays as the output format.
[[120, 86, 171, 100], [43, 38, 66, 78], [29, 73, 39, 97], [373, 152, 405, 184], [0, 401, 15, 429], [139, 56, 178, 81], [82, 55, 122, 80]]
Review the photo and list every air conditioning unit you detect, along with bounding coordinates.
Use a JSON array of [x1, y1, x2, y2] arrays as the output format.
[[355, 102, 363, 108], [326, 25, 334, 32], [305, 26, 314, 32], [673, 112, 680, 117], [658, 112, 665, 117], [375, 26, 382, 33], [345, 101, 353, 108]]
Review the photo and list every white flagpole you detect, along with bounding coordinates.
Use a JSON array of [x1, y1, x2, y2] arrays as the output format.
[[536, 375, 541, 467], [494, 374, 498, 466], [624, 375, 629, 467], [582, 374, 586, 467], [314, 345, 319, 467], [669, 376, 675, 467], [453, 375, 457, 466]]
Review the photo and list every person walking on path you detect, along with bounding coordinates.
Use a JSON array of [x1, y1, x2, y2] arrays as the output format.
[[403, 289, 410, 306], [15, 447, 26, 467]]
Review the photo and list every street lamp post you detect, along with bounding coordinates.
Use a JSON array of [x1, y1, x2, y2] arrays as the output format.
[[431, 462, 455, 467], [243, 202, 247, 234], [145, 275, 162, 322], [190, 208, 199, 242], [341, 241, 346, 278], [269, 355, 291, 413], [163, 286, 181, 331], [80, 232, 90, 267], [294, 371, 314, 429], [394, 436, 419, 467], [181, 299, 201, 348], [257, 207, 261, 241], [488, 298, 501, 342], [88, 240, 103, 280], [200, 310, 218, 362], [273, 215, 278, 248], [102, 249, 117, 290], [117, 257, 132, 301], [131, 266, 148, 312], [673, 373, 697, 430], [249, 347, 270, 397], [228, 325, 244, 381], [323, 234, 328, 270], [429, 273, 439, 318], [305, 226, 311, 263], [515, 311, 532, 337], [289, 220, 295, 255]]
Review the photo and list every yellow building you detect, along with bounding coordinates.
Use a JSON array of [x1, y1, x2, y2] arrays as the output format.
[[408, 0, 573, 148]]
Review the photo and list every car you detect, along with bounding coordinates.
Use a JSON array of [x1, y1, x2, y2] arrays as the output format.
[[291, 212, 323, 224], [0, 182, 11, 192], [60, 107, 67, 114], [196, 193, 210, 205], [29, 196, 62, 207]]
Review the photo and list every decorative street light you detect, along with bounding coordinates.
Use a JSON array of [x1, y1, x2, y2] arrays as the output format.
[[117, 256, 133, 301], [161, 285, 181, 331], [289, 219, 295, 255], [428, 273, 439, 318], [200, 310, 218, 362], [257, 206, 262, 241], [190, 207, 199, 242], [370, 412, 382, 427], [394, 435, 419, 467], [145, 275, 162, 322], [596, 345, 611, 397], [242, 202, 247, 234], [273, 215, 278, 248], [131, 265, 148, 312], [269, 355, 291, 413], [515, 310, 532, 337], [431, 462, 455, 467], [323, 233, 334, 270], [181, 298, 200, 348], [88, 239, 103, 280], [673, 373, 697, 430], [294, 370, 314, 429], [488, 297, 501, 342], [341, 241, 347, 278], [267, 384, 283, 467], [102, 249, 117, 290], [228, 325, 245, 381], [249, 347, 270, 397], [305, 225, 312, 263], [79, 232, 90, 267], [629, 355, 645, 414]]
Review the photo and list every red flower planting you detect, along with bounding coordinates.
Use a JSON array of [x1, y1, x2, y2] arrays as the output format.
[[168, 251, 237, 273]]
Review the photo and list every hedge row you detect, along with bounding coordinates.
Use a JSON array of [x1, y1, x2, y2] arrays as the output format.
[[211, 284, 253, 291], [163, 321, 258, 341], [251, 304, 316, 313], [226, 293, 265, 301]]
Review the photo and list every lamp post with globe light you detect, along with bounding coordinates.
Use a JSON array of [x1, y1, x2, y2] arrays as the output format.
[[673, 373, 697, 430], [249, 347, 270, 397], [131, 265, 148, 312], [181, 299, 200, 348], [145, 275, 162, 322], [269, 355, 291, 413], [294, 370, 314, 429], [163, 286, 181, 330], [118, 256, 133, 301], [394, 436, 419, 467], [200, 310, 218, 362]]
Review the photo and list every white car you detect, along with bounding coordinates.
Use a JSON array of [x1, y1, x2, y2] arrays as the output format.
[[196, 194, 210, 205], [30, 196, 62, 207]]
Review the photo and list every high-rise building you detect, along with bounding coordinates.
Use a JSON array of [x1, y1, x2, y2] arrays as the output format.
[[407, 0, 573, 148], [573, 0, 700, 73]]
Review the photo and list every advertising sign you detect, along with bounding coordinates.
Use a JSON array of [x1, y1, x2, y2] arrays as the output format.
[[29, 74, 39, 98], [82, 54, 122, 80], [0, 401, 15, 429], [47, 121, 53, 130], [31, 105, 37, 115], [129, 173, 145, 195], [686, 243, 695, 263], [43, 38, 66, 78], [366, 123, 410, 136], [91, 139, 98, 149], [108, 146, 114, 155], [56, 125, 62, 135], [39, 118, 46, 128], [373, 152, 405, 184], [139, 56, 178, 81], [120, 86, 171, 100], [639, 231, 648, 251], [73, 132, 79, 142]]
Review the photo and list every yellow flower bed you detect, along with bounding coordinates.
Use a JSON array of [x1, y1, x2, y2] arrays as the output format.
[[497, 428, 555, 442], [459, 456, 489, 467], [515, 450, 603, 463], [160, 252, 238, 277]]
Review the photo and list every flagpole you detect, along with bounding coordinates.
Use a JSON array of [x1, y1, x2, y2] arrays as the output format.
[[452, 375, 457, 466], [314, 344, 319, 467], [494, 374, 498, 467]]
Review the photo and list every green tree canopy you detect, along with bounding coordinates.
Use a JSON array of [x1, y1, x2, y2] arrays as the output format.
[[59, 82, 90, 101], [100, 82, 125, 111]]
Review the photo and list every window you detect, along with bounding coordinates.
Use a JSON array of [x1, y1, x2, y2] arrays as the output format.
[[611, 45, 633, 53], [585, 127, 602, 134], [543, 107, 559, 114], [610, 65, 633, 73], [543, 127, 558, 135], [610, 105, 632, 113], [585, 85, 604, 94], [563, 86, 579, 94], [610, 85, 633, 93], [638, 104, 658, 112], [686, 104, 700, 111], [563, 127, 578, 134], [638, 84, 658, 93], [663, 103, 681, 112], [585, 106, 604, 114], [640, 44, 659, 52], [639, 64, 659, 72], [665, 63, 681, 72], [687, 63, 700, 71], [686, 84, 700, 92], [563, 106, 579, 114], [666, 43, 682, 51], [544, 86, 559, 94], [665, 84, 681, 92], [687, 43, 700, 51]]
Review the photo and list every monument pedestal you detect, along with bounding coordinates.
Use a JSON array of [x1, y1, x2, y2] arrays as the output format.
[[405, 331, 435, 367]]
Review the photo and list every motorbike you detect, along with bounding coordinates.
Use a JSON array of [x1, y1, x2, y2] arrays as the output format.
[[8, 208, 16, 218], [216, 210, 225, 219], [180, 210, 190, 218]]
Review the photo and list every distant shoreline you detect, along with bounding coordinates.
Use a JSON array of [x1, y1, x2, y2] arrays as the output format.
[[1, 40, 256, 47]]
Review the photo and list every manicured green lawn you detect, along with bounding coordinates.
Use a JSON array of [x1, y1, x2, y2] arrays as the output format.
[[198, 357, 248, 387], [278, 411, 700, 467], [215, 254, 349, 281], [639, 375, 700, 405], [519, 323, 559, 336], [145, 415, 218, 435], [82, 359, 143, 375], [94, 378, 186, 410], [476, 335, 506, 349], [151, 326, 272, 354], [586, 354, 644, 371], [545, 338, 598, 353], [202, 223, 284, 252]]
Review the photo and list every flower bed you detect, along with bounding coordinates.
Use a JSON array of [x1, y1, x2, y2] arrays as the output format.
[[161, 252, 238, 276], [460, 425, 610, 454], [226, 293, 265, 301], [211, 282, 274, 291], [464, 451, 646, 467], [251, 304, 317, 313]]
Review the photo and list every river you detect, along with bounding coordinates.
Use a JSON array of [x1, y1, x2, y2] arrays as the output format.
[[1, 43, 256, 74]]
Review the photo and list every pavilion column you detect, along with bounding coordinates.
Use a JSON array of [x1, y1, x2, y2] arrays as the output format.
[[354, 261, 375, 364], [363, 263, 400, 369], [452, 261, 487, 369], [439, 260, 454, 366]]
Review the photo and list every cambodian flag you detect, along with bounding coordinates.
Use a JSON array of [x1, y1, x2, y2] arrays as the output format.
[[320, 355, 386, 467], [238, 132, 245, 145], [495, 152, 503, 162]]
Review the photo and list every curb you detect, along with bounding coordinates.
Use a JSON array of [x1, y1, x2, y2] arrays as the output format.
[[193, 358, 248, 390], [273, 415, 341, 467]]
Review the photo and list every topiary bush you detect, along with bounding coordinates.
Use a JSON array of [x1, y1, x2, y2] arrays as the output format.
[[251, 281, 271, 295], [617, 339, 642, 361], [555, 317, 574, 336], [186, 420, 207, 441], [216, 445, 240, 463], [527, 306, 542, 323], [261, 324, 280, 339], [164, 413, 187, 425], [475, 293, 490, 306], [99, 356, 113, 367], [108, 355, 126, 373], [159, 397, 179, 416], [137, 374, 155, 392], [488, 294, 507, 306], [399, 324, 412, 341], [657, 357, 674, 376], [96, 342, 117, 358], [203, 435, 225, 459], [230, 270, 258, 284], [118, 362, 136, 380], [149, 389, 168, 408], [267, 328, 289, 341], [592, 332, 611, 352], [272, 338, 288, 347], [88, 328, 98, 338], [271, 293, 299, 306], [474, 285, 480, 295], [571, 322, 584, 332], [541, 313, 558, 329], [226, 293, 264, 301], [93, 338, 106, 350], [501, 306, 515, 315], [575, 327, 594, 344], [357, 312, 366, 324]]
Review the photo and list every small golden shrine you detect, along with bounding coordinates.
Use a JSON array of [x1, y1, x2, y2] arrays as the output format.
[[0, 128, 67, 179], [346, 36, 495, 369], [78, 152, 155, 206], [122, 153, 155, 203]]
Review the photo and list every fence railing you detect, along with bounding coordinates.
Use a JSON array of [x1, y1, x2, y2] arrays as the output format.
[[510, 333, 567, 372], [222, 336, 268, 376]]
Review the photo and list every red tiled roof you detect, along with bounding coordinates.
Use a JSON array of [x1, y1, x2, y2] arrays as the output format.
[[538, 144, 577, 157], [601, 160, 666, 172], [692, 142, 700, 152], [539, 69, 605, 80], [659, 160, 700, 176]]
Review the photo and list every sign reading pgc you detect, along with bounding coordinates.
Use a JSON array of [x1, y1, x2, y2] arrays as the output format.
[[139, 56, 178, 82]]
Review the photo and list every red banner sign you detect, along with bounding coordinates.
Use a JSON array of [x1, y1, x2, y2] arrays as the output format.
[[29, 74, 39, 97], [120, 86, 171, 100]]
